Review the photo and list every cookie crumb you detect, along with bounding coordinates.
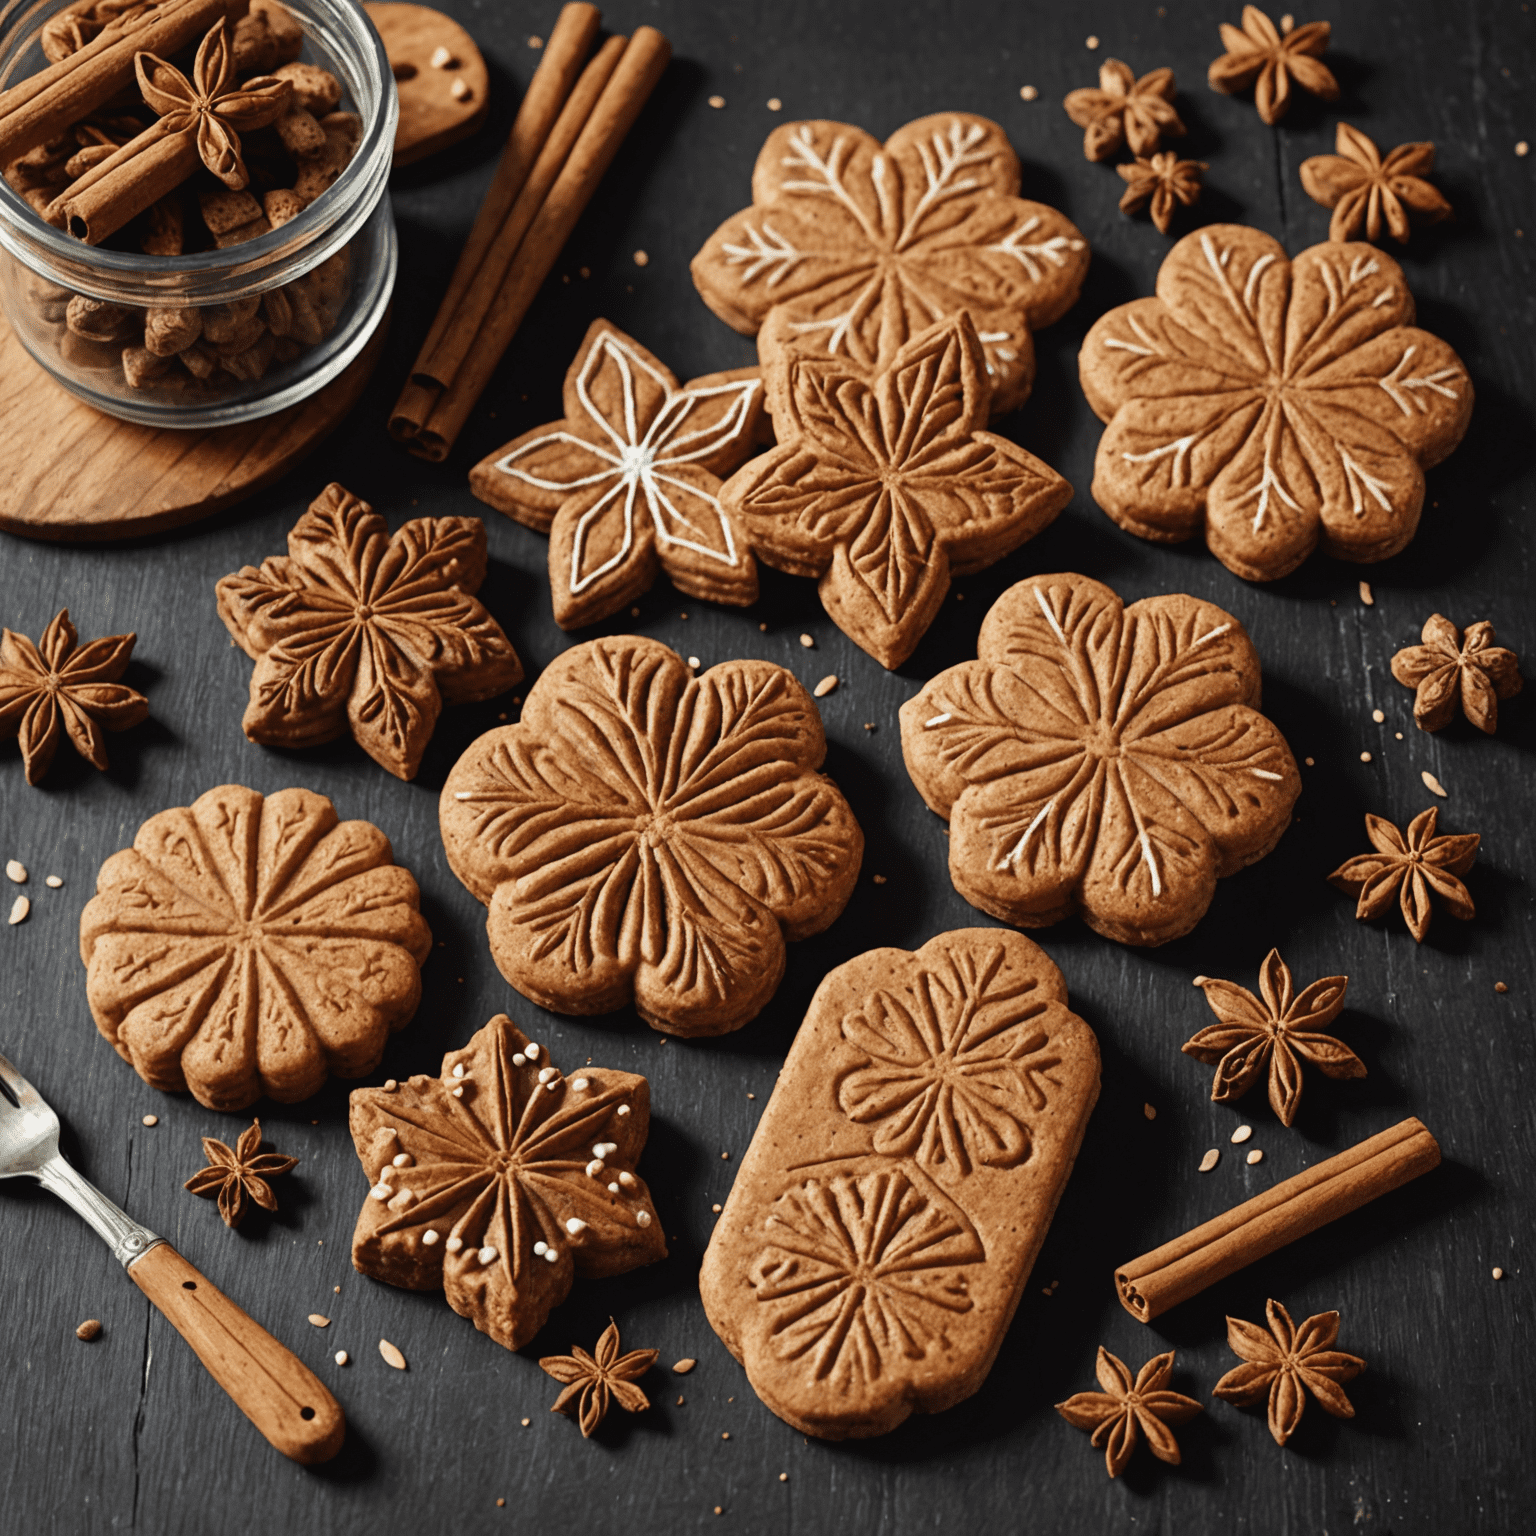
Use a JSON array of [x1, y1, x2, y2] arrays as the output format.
[[1359, 580, 1374, 606], [521, 1417, 530, 1426], [379, 1339, 407, 1370], [45, 875, 62, 888], [1246, 1148, 1264, 1165], [708, 94, 726, 108], [528, 35, 543, 48], [1305, 756, 1315, 766], [872, 874, 886, 884], [779, 1473, 789, 1482], [1143, 1102, 1156, 1120], [8, 895, 29, 924], [1496, 982, 1509, 993], [335, 1350, 349, 1365], [714, 1509, 723, 1517], [674, 1358, 697, 1373], [1360, 751, 1372, 763], [5, 859, 25, 883], [722, 1431, 730, 1440], [863, 722, 876, 730], [721, 1150, 729, 1160], [334, 1285, 341, 1293], [75, 1319, 101, 1341], [1518, 141, 1530, 156], [747, 1092, 755, 1099], [766, 97, 782, 111], [1019, 84, 1039, 101], [497, 1498, 506, 1507], [813, 674, 838, 697], [633, 250, 649, 267], [1422, 769, 1448, 797], [308, 1314, 330, 1327], [1231, 1124, 1253, 1144], [678, 1396, 685, 1405], [631, 607, 641, 617], [1199, 1148, 1220, 1173], [1494, 1266, 1505, 1279], [1086, 34, 1100, 48], [1372, 708, 1385, 723], [141, 1114, 158, 1127], [799, 633, 814, 648], [712, 1203, 722, 1212], [758, 622, 768, 632], [1396, 731, 1404, 740]]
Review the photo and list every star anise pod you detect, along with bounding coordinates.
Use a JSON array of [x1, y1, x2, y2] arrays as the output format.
[[1300, 123, 1452, 244], [1213, 1298, 1365, 1446], [0, 609, 149, 784], [1117, 152, 1207, 234], [1064, 59, 1186, 161], [1207, 6, 1339, 125], [136, 18, 291, 189], [184, 1119, 298, 1229], [1056, 1347, 1202, 1478], [540, 1322, 659, 1438], [1391, 614, 1522, 734], [1182, 950, 1364, 1126], [1328, 807, 1479, 944]]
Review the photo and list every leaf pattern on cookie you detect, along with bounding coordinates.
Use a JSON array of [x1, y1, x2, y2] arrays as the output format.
[[468, 321, 765, 628], [1080, 226, 1473, 580], [440, 637, 863, 1036], [80, 785, 433, 1109], [723, 312, 1073, 669], [349, 1015, 665, 1352], [691, 113, 1089, 416], [900, 574, 1301, 946]]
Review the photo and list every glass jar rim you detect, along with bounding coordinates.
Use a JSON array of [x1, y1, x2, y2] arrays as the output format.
[[0, 0, 397, 302]]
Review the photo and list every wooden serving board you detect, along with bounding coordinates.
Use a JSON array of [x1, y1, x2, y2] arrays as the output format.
[[0, 308, 388, 542]]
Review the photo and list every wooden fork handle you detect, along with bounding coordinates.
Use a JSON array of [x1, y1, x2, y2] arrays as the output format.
[[127, 1242, 345, 1464]]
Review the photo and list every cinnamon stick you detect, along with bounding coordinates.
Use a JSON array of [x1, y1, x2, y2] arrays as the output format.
[[402, 25, 671, 462], [1115, 1117, 1441, 1322], [0, 0, 238, 164], [389, 1, 601, 438]]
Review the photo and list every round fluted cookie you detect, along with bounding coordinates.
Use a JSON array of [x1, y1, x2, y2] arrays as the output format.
[[80, 784, 432, 1109], [439, 636, 864, 1036], [900, 573, 1301, 946]]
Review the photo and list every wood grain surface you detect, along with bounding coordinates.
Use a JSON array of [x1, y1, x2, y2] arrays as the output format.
[[0, 2, 1530, 1532]]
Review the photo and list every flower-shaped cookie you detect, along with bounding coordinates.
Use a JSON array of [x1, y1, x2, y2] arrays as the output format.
[[1079, 226, 1473, 581], [468, 320, 766, 629], [722, 313, 1073, 669], [216, 483, 522, 780], [440, 637, 863, 1036], [350, 1015, 665, 1352], [81, 785, 432, 1109], [900, 575, 1301, 946], [691, 113, 1089, 417]]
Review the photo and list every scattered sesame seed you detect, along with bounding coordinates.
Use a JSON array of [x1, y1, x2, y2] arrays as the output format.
[[1496, 982, 1509, 994], [1422, 770, 1448, 798], [1246, 1149, 1263, 1165], [633, 250, 649, 266], [1231, 1125, 1253, 1144], [309, 1314, 330, 1327], [1143, 1103, 1156, 1120], [8, 895, 29, 924], [45, 875, 62, 888], [708, 94, 726, 108], [1372, 708, 1385, 723], [1019, 84, 1039, 101], [142, 1114, 158, 1127], [766, 97, 782, 111], [5, 859, 26, 883], [872, 874, 887, 884], [1493, 1267, 1505, 1279], [335, 1349, 349, 1365], [674, 1358, 697, 1373], [1360, 751, 1372, 763], [1086, 34, 1100, 48], [1199, 1148, 1220, 1173], [379, 1339, 407, 1370], [76, 1319, 101, 1341], [813, 674, 838, 697], [1305, 756, 1315, 766], [1518, 141, 1530, 156], [528, 35, 543, 48], [1359, 580, 1374, 606]]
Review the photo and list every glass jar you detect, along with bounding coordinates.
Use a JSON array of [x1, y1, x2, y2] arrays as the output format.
[[0, 0, 397, 428]]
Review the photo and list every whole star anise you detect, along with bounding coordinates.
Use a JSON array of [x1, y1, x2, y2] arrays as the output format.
[[1056, 1347, 1202, 1478], [1064, 59, 1186, 162], [540, 1321, 659, 1437], [1208, 6, 1339, 125], [0, 609, 149, 784], [184, 1119, 298, 1229], [1391, 614, 1522, 734], [1328, 807, 1478, 943], [1182, 950, 1364, 1126], [1117, 152, 1206, 233], [1213, 1298, 1365, 1445], [1300, 124, 1452, 245]]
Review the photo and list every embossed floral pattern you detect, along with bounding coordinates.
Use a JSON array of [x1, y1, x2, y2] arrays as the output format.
[[350, 1015, 665, 1353], [216, 482, 522, 781], [469, 321, 764, 628], [691, 113, 1088, 416], [722, 313, 1072, 669], [749, 1170, 984, 1390], [838, 941, 1063, 1177], [80, 784, 432, 1110], [1080, 226, 1473, 580], [901, 574, 1301, 947], [440, 638, 863, 1037]]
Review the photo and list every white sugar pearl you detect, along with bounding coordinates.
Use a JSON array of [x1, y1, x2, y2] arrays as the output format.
[[451, 1086, 464, 1098], [616, 1105, 630, 1117], [608, 1182, 620, 1194], [598, 1142, 618, 1158], [478, 1245, 498, 1266], [392, 1152, 412, 1168], [542, 1247, 558, 1263], [334, 1350, 349, 1366], [538, 1067, 556, 1084], [587, 1160, 604, 1178], [572, 1078, 589, 1091], [445, 1236, 463, 1253], [618, 1172, 636, 1189], [512, 1053, 526, 1067], [422, 1230, 440, 1246], [525, 1043, 540, 1060], [369, 1184, 391, 1201], [566, 1218, 587, 1235], [388, 1188, 416, 1211], [636, 1210, 652, 1228], [533, 1241, 547, 1256], [452, 1064, 465, 1079]]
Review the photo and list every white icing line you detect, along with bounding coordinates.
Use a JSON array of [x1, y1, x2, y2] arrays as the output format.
[[925, 712, 952, 727], [998, 799, 1055, 871], [1032, 585, 1067, 643]]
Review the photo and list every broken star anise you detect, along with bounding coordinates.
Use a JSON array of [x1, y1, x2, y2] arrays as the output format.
[[1117, 152, 1206, 234], [184, 1119, 298, 1229], [1391, 613, 1522, 734], [1056, 1347, 1202, 1478], [540, 1321, 659, 1438], [1328, 807, 1479, 944], [0, 609, 149, 785], [1207, 6, 1339, 125], [1213, 1298, 1365, 1446], [1182, 950, 1364, 1126], [1300, 124, 1452, 245], [1064, 59, 1186, 162]]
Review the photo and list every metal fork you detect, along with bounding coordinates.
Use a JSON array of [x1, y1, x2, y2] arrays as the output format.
[[0, 1049, 344, 1463]]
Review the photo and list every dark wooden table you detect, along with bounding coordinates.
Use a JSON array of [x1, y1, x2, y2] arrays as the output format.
[[2, 2, 1530, 1531]]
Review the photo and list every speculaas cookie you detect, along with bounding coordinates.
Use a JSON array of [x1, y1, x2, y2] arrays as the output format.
[[690, 113, 1089, 418], [349, 1013, 665, 1352], [700, 928, 1099, 1439], [80, 785, 432, 1109], [216, 482, 522, 781], [467, 320, 765, 628], [439, 636, 863, 1036], [720, 312, 1073, 669], [1079, 225, 1473, 581], [899, 574, 1301, 946]]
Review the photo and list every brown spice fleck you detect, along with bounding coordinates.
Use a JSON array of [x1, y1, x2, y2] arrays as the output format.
[[1143, 1103, 1156, 1120], [528, 35, 544, 48], [75, 1319, 102, 1341], [872, 874, 887, 884]]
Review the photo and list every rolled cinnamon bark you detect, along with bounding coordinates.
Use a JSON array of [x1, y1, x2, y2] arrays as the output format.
[[1115, 1117, 1441, 1322]]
